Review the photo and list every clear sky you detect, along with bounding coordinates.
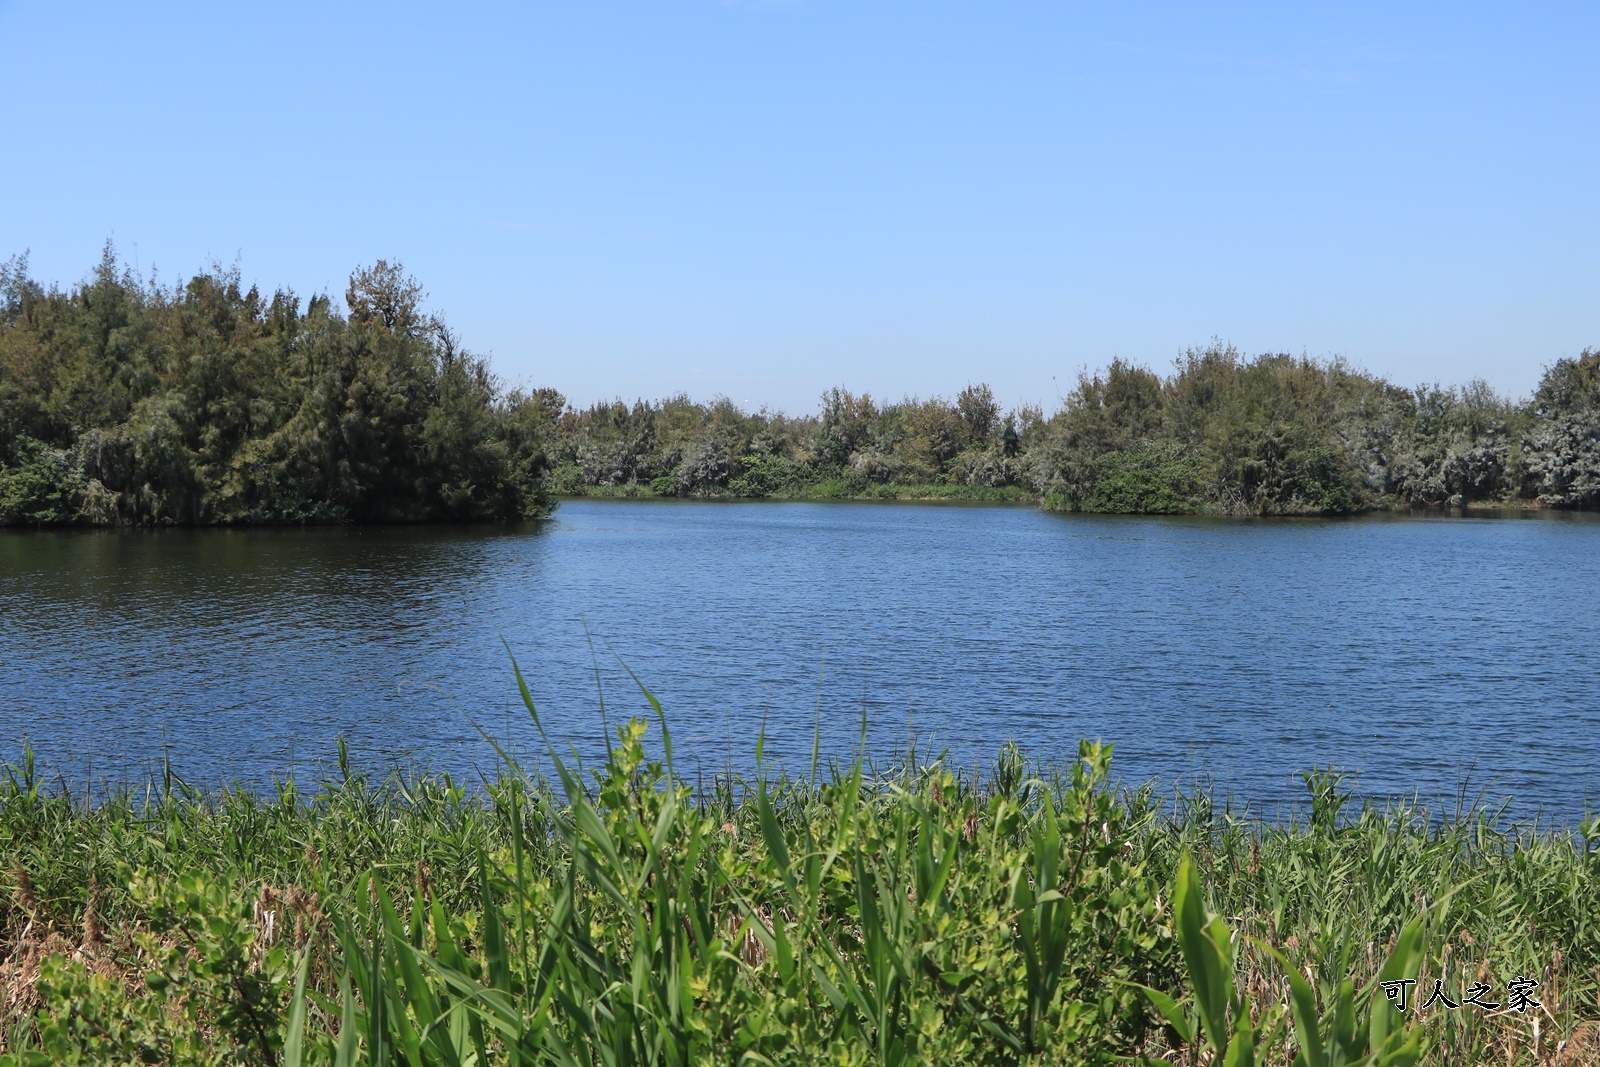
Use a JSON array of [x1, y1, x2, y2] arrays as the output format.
[[3, 1, 1595, 413]]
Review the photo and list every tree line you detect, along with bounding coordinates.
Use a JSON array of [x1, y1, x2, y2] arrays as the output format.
[[538, 344, 1599, 515], [0, 249, 553, 525], [2, 249, 1596, 524]]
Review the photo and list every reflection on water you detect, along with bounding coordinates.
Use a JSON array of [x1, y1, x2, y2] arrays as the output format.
[[3, 502, 1598, 821]]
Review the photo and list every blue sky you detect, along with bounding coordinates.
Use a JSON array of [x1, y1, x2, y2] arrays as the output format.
[[2, 1, 1595, 412]]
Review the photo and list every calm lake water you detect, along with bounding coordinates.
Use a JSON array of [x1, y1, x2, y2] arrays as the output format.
[[3, 501, 1598, 821]]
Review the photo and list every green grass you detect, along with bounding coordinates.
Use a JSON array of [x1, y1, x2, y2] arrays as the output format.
[[781, 481, 1033, 503], [560, 482, 1035, 503], [1, 696, 1596, 1065]]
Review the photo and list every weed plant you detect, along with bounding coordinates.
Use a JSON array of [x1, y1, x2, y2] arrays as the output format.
[[1, 689, 1596, 1064]]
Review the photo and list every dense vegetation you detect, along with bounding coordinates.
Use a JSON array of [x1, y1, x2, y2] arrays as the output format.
[[4, 248, 1597, 523], [1, 694, 1596, 1064], [0, 250, 553, 525], [544, 350, 1600, 515]]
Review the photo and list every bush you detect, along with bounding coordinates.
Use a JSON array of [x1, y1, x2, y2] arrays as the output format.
[[1278, 443, 1358, 514], [1085, 469, 1193, 513], [545, 462, 586, 495], [1047, 445, 1202, 514], [675, 436, 733, 495], [0, 436, 83, 524], [727, 453, 820, 497], [1524, 411, 1600, 507]]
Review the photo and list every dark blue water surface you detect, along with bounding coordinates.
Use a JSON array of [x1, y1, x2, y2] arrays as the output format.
[[3, 501, 1597, 821]]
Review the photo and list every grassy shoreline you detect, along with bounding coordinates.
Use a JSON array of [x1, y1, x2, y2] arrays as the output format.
[[2, 717, 1595, 1065], [556, 486, 1594, 518], [558, 482, 1038, 503]]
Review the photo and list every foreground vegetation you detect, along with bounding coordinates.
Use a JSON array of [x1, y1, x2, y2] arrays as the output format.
[[3, 248, 1598, 525], [2, 690, 1596, 1063]]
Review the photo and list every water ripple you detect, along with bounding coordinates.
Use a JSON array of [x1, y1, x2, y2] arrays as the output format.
[[2, 503, 1598, 821]]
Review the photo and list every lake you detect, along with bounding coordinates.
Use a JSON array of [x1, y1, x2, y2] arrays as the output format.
[[3, 500, 1598, 822]]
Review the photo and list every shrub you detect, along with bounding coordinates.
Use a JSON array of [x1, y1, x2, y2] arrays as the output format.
[[0, 436, 83, 524], [1047, 444, 1203, 514]]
